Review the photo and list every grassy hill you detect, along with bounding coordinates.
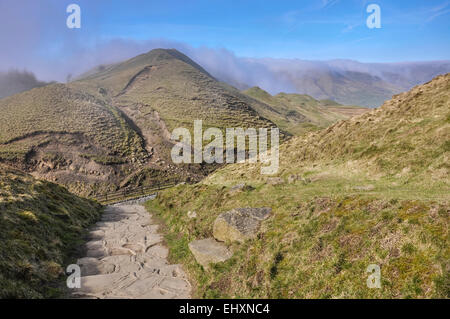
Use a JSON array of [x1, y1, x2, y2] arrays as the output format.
[[0, 83, 144, 158], [0, 49, 280, 197], [74, 49, 276, 133], [0, 83, 149, 196], [146, 74, 450, 298], [243, 86, 368, 135], [0, 165, 102, 298]]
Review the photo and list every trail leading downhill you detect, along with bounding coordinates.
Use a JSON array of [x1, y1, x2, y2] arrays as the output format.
[[72, 204, 191, 299]]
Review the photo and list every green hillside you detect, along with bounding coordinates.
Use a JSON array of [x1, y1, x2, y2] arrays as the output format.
[[0, 83, 149, 196], [0, 49, 281, 197], [243, 86, 368, 135], [74, 49, 276, 133], [147, 74, 450, 298], [0, 83, 144, 160], [0, 165, 102, 298]]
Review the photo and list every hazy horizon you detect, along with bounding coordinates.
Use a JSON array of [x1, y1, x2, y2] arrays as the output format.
[[1, 0, 449, 81]]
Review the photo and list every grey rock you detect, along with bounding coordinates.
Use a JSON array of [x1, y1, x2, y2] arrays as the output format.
[[72, 204, 191, 299], [188, 238, 233, 268], [213, 207, 272, 243], [229, 183, 245, 194]]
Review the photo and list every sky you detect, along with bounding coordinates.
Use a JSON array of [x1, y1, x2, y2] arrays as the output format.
[[0, 0, 449, 81]]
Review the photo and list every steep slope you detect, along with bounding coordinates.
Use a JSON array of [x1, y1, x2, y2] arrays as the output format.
[[73, 49, 275, 132], [0, 165, 102, 298], [233, 73, 450, 182], [243, 86, 368, 135], [147, 74, 450, 298], [283, 74, 450, 178], [0, 83, 150, 196], [0, 49, 280, 196]]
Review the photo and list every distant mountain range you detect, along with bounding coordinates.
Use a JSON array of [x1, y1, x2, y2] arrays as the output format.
[[2, 51, 448, 109], [198, 56, 450, 108]]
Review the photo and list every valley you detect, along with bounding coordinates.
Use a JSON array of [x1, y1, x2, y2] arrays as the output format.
[[0, 49, 361, 198], [0, 49, 448, 300]]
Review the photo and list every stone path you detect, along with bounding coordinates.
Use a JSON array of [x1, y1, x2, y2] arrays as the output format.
[[71, 204, 191, 299]]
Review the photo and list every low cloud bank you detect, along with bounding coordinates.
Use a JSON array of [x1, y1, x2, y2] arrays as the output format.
[[2, 37, 449, 105], [0, 70, 49, 99], [1, 1, 449, 104]]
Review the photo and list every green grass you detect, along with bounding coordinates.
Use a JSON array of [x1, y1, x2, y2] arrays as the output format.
[[242, 86, 363, 135], [146, 179, 449, 299], [74, 49, 277, 135], [0, 83, 146, 162], [145, 74, 450, 299], [0, 166, 103, 298], [0, 49, 285, 197]]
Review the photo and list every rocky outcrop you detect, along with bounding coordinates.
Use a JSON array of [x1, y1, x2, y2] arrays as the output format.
[[213, 207, 272, 243], [188, 238, 232, 268]]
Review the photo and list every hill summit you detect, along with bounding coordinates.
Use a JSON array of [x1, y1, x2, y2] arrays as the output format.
[[0, 49, 279, 196]]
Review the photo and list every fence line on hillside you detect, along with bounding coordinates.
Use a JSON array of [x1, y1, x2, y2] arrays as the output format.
[[91, 181, 178, 204]]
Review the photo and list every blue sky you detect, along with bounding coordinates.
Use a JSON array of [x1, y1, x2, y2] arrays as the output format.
[[72, 0, 450, 62], [1, 0, 449, 80]]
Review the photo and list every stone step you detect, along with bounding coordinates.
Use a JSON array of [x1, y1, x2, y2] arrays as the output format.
[[188, 238, 233, 268]]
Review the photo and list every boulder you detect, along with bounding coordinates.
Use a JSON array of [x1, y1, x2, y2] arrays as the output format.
[[213, 207, 272, 243], [188, 238, 232, 268]]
